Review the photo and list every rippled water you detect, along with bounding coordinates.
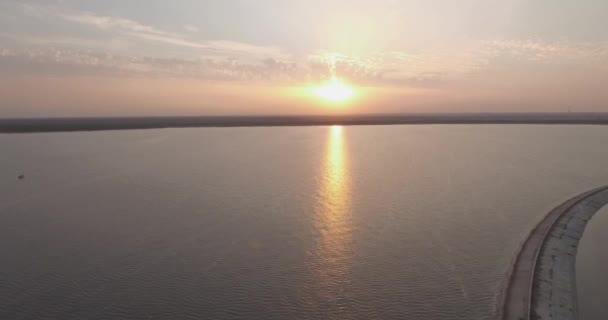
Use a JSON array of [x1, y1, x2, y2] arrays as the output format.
[[1, 125, 608, 320]]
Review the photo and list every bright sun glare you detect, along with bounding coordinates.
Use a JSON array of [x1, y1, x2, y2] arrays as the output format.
[[313, 77, 354, 103]]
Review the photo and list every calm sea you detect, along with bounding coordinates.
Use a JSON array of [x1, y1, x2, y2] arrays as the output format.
[[577, 206, 608, 320], [1, 125, 607, 319]]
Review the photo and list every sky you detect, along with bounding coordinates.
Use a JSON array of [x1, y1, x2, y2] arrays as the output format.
[[1, 0, 608, 117]]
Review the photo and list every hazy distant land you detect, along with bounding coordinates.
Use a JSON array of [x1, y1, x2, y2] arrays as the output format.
[[1, 113, 608, 133]]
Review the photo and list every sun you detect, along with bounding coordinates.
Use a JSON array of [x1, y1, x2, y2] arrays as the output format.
[[313, 76, 354, 103]]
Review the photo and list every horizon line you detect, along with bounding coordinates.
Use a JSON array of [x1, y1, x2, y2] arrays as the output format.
[[2, 112, 608, 133]]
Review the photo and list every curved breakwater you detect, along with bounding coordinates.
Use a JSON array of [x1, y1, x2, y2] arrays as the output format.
[[501, 185, 608, 320]]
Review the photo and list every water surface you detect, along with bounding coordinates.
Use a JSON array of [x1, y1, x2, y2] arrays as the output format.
[[1, 125, 608, 319], [577, 205, 608, 320]]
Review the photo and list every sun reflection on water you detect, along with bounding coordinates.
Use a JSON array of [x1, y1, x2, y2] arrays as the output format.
[[309, 125, 353, 316]]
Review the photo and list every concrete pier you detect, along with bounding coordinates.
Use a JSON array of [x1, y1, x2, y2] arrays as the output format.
[[501, 185, 608, 320]]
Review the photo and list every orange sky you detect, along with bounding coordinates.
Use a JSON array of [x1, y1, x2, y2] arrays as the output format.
[[1, 0, 608, 116]]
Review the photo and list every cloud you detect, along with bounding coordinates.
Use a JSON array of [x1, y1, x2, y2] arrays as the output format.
[[306, 50, 481, 86], [0, 46, 455, 86], [16, 3, 287, 60], [3, 39, 606, 87], [184, 25, 199, 33], [0, 47, 303, 83], [481, 39, 608, 64], [61, 11, 286, 59]]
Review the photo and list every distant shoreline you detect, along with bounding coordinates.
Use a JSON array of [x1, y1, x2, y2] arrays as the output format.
[[1, 113, 608, 133], [500, 185, 608, 320]]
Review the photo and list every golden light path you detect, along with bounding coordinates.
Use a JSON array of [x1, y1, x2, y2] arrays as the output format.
[[313, 76, 355, 103], [308, 125, 353, 317]]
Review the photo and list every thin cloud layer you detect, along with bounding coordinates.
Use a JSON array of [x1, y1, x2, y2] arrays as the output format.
[[2, 39, 606, 86], [16, 2, 288, 60], [482, 40, 608, 64]]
